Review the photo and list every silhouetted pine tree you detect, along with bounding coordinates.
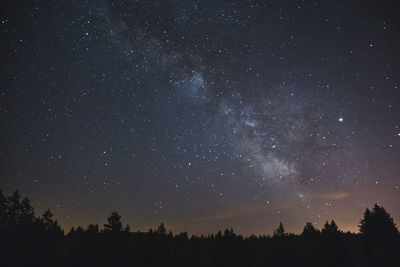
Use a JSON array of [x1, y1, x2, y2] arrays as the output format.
[[359, 204, 399, 240], [321, 220, 339, 236], [359, 204, 400, 266], [104, 211, 122, 232], [157, 222, 166, 235], [7, 191, 22, 225], [86, 223, 100, 234], [0, 189, 7, 228], [20, 197, 34, 224], [302, 222, 319, 238], [273, 222, 286, 238]]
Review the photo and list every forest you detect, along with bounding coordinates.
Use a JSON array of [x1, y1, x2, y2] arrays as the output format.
[[0, 189, 399, 267]]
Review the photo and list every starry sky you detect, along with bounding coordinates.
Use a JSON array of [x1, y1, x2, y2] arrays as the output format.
[[1, 0, 400, 235]]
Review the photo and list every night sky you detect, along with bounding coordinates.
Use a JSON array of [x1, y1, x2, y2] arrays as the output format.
[[1, 0, 400, 235]]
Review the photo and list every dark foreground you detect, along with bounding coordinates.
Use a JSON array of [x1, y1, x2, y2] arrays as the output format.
[[1, 189, 399, 267]]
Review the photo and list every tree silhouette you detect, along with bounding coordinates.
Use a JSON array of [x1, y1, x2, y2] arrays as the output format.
[[86, 223, 100, 234], [157, 222, 166, 235], [68, 226, 76, 235], [42, 209, 54, 226], [7, 190, 22, 225], [359, 208, 372, 235], [1, 188, 399, 267], [75, 226, 85, 235], [302, 222, 319, 237], [359, 204, 400, 265], [273, 222, 286, 238], [104, 211, 123, 232], [20, 197, 34, 223], [224, 228, 235, 239], [41, 208, 62, 233], [321, 220, 339, 235], [0, 189, 7, 228], [359, 203, 399, 240]]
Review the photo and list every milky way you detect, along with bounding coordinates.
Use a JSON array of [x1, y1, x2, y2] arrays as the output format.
[[1, 0, 400, 234]]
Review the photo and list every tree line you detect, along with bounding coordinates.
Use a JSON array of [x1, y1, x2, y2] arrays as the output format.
[[0, 189, 399, 267]]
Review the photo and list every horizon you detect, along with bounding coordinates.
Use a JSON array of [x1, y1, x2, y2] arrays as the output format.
[[3, 187, 397, 236]]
